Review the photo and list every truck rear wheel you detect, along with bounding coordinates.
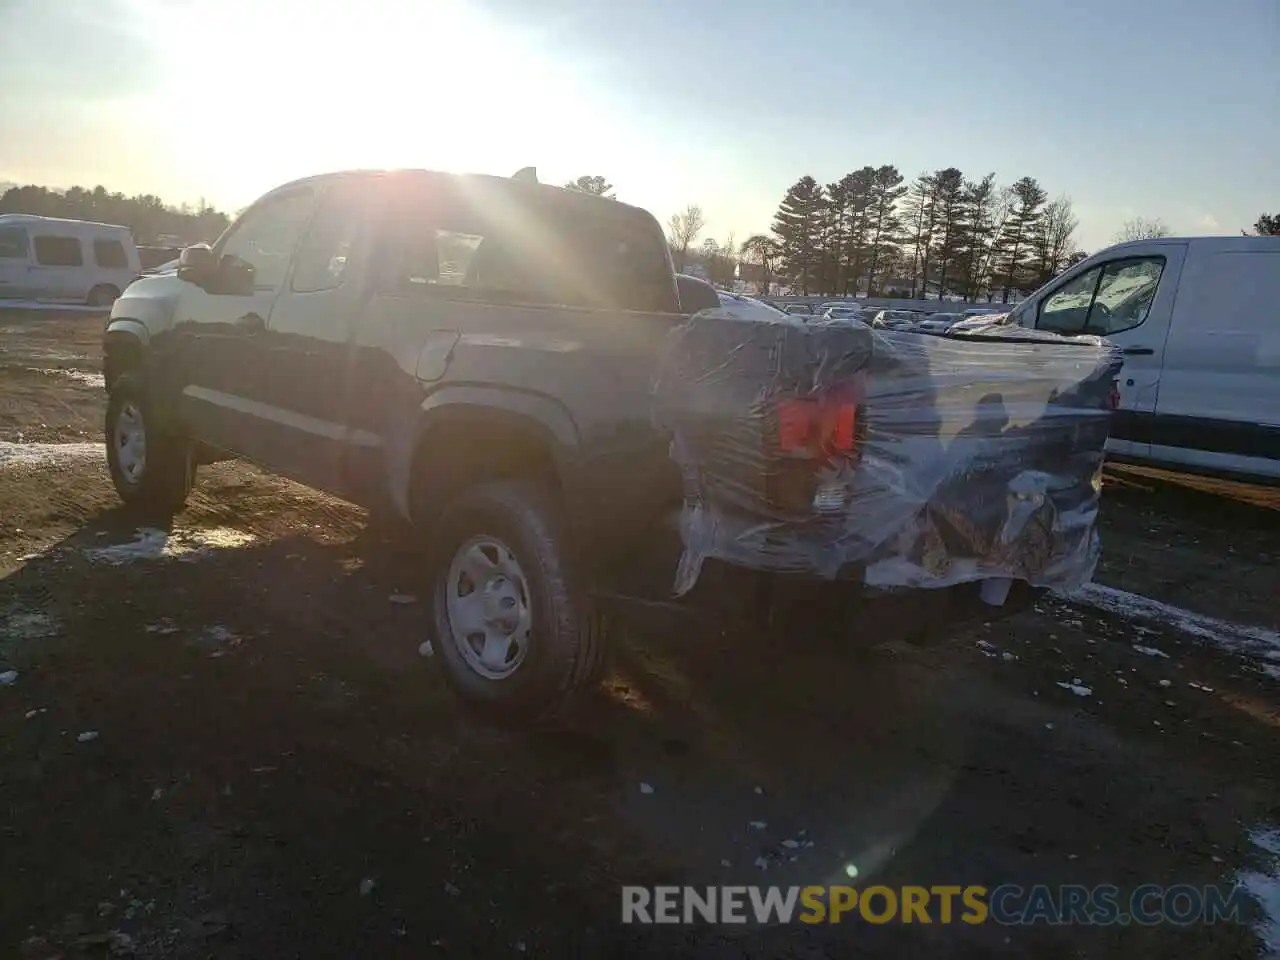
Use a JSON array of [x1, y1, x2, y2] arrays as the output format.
[[427, 480, 606, 723], [105, 372, 194, 518]]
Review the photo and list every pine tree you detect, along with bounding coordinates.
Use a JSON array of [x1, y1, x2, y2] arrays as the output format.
[[901, 172, 939, 298], [992, 176, 1048, 302], [863, 165, 906, 296], [929, 168, 966, 299], [771, 176, 826, 295]]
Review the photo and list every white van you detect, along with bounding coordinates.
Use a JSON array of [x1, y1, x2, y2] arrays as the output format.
[[1009, 235, 1280, 481], [0, 215, 142, 307]]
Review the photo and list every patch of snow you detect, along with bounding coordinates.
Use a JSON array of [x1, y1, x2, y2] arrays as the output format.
[[0, 669, 17, 686], [1056, 680, 1092, 697], [1133, 644, 1171, 658], [83, 526, 256, 565], [144, 621, 180, 635], [1063, 583, 1280, 667], [25, 366, 104, 387], [0, 441, 103, 468], [0, 603, 59, 648], [389, 594, 417, 605], [77, 730, 99, 743], [1238, 827, 1280, 958], [359, 877, 377, 897], [748, 821, 767, 830], [638, 782, 654, 795], [1158, 679, 1172, 688]]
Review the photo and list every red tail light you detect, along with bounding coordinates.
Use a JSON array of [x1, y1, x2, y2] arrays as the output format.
[[776, 381, 863, 459]]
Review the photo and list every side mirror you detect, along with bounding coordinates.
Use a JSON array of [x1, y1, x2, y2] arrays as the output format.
[[177, 244, 217, 285]]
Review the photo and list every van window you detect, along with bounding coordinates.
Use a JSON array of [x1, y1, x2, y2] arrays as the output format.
[[291, 185, 364, 293], [33, 235, 84, 267], [0, 227, 29, 259], [93, 238, 128, 269], [380, 180, 677, 312], [1037, 256, 1164, 336]]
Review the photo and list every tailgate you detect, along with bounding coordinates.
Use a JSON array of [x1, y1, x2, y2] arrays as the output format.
[[651, 312, 1122, 595]]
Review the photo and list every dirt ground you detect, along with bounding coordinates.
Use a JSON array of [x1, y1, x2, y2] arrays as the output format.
[[1, 311, 1278, 958]]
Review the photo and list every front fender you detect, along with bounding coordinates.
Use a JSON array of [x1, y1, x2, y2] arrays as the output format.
[[104, 318, 150, 347]]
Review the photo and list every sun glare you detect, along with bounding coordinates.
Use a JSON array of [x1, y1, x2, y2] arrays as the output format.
[[131, 0, 597, 205]]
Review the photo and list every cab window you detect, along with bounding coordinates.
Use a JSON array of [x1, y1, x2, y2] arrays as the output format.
[[218, 190, 316, 292], [1037, 256, 1165, 336], [379, 178, 678, 312], [291, 185, 364, 293]]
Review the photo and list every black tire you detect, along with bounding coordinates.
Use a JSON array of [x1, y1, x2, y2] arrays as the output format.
[[87, 284, 120, 308], [427, 480, 607, 723], [105, 371, 194, 518]]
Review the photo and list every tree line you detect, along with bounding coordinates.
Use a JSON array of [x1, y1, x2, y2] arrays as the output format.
[[750, 167, 1092, 302], [0, 184, 231, 246], [568, 172, 1279, 298]]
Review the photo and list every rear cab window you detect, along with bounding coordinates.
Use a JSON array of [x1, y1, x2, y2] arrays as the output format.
[[33, 235, 84, 267], [377, 175, 678, 313]]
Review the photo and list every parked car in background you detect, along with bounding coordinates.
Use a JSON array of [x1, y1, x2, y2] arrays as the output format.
[[822, 306, 864, 321], [0, 214, 141, 306], [870, 309, 921, 330], [782, 303, 814, 316], [1010, 234, 1280, 481], [913, 312, 964, 334]]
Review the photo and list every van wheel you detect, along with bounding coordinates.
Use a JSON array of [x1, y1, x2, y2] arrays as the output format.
[[105, 372, 194, 518], [428, 480, 606, 723], [87, 284, 120, 308]]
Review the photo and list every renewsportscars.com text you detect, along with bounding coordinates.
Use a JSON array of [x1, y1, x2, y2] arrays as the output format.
[[621, 884, 1252, 926]]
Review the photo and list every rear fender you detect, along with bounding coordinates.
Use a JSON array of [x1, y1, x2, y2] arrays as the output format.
[[389, 386, 580, 521]]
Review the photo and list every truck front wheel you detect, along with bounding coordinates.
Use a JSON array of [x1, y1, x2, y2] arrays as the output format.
[[427, 480, 606, 723], [105, 372, 194, 518]]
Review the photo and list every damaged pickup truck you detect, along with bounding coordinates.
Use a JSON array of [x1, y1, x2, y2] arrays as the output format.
[[102, 168, 1121, 720]]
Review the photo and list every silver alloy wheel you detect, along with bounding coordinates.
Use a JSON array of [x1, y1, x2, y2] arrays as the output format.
[[114, 401, 147, 485], [444, 535, 532, 681]]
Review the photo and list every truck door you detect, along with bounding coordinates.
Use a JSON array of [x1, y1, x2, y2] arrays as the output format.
[[175, 187, 318, 463], [1031, 242, 1186, 459], [250, 178, 377, 494]]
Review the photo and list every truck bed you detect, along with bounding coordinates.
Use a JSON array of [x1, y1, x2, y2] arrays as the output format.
[[651, 313, 1123, 596]]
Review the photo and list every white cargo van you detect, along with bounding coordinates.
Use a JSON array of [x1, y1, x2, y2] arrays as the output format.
[[0, 215, 142, 307], [1010, 235, 1280, 481]]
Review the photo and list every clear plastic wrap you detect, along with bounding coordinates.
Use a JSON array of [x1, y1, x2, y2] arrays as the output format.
[[651, 312, 1123, 596]]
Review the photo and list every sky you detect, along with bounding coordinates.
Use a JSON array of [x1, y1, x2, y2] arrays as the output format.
[[1, 0, 1277, 252]]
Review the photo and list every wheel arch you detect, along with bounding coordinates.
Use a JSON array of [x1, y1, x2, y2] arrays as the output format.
[[103, 320, 149, 392], [400, 387, 580, 527]]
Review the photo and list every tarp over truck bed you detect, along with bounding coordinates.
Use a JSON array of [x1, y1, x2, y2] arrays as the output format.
[[652, 312, 1123, 596]]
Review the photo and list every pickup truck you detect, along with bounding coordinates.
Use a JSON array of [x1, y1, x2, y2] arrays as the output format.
[[102, 168, 1120, 721]]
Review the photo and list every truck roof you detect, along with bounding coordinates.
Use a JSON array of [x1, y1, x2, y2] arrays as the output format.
[[261, 168, 658, 224]]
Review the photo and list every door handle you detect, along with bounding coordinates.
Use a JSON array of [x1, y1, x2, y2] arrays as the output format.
[[237, 312, 265, 334], [1122, 346, 1154, 356]]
